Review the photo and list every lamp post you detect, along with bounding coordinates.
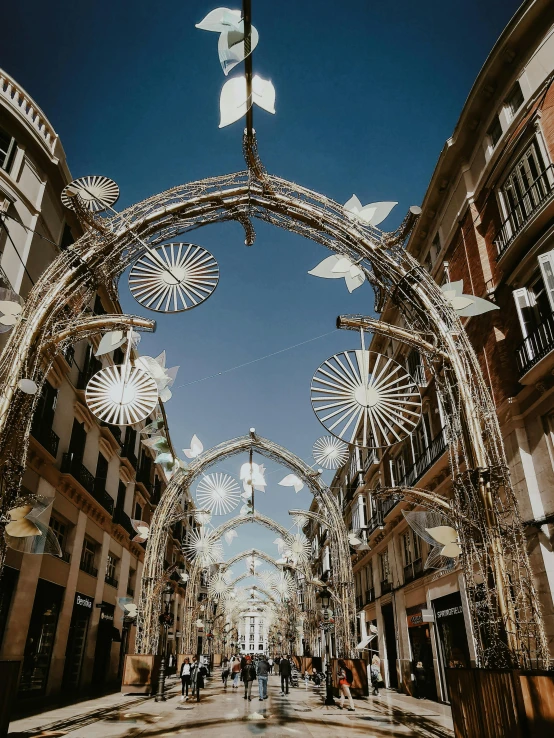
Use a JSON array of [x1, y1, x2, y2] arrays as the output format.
[[205, 616, 213, 671], [317, 586, 335, 706], [155, 583, 174, 702]]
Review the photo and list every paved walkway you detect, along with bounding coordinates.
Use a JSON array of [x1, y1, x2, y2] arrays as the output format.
[[9, 671, 454, 738]]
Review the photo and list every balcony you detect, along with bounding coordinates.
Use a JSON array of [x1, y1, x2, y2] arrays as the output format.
[[380, 580, 392, 595], [367, 510, 384, 537], [105, 574, 119, 588], [61, 453, 95, 495], [495, 164, 554, 260], [92, 479, 115, 515], [515, 313, 554, 379], [31, 424, 59, 458], [112, 506, 136, 538], [365, 588, 375, 605], [121, 442, 138, 469], [381, 493, 403, 519], [363, 449, 379, 475], [80, 559, 98, 577], [397, 427, 448, 489], [60, 550, 71, 564], [136, 466, 152, 495], [403, 557, 423, 584]]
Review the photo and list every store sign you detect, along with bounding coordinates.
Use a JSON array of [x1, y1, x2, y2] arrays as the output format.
[[74, 592, 93, 611], [436, 605, 463, 619], [407, 611, 424, 628], [421, 608, 434, 623]]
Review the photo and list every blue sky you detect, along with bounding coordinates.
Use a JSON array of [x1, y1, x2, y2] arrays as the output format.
[[4, 0, 522, 564]]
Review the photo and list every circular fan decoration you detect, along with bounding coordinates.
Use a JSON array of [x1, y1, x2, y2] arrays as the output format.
[[311, 350, 421, 448], [312, 436, 349, 470], [287, 533, 311, 564], [270, 571, 296, 600], [61, 175, 120, 213], [208, 571, 232, 599], [0, 288, 24, 335], [85, 365, 159, 426], [128, 243, 219, 313], [196, 473, 241, 515], [183, 528, 223, 568]]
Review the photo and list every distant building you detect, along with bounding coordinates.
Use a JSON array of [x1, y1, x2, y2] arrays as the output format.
[[238, 610, 268, 654], [324, 0, 554, 703], [0, 68, 188, 704]]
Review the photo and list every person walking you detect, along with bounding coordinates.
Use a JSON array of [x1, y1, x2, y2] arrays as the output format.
[[268, 656, 274, 675], [242, 656, 257, 701], [414, 659, 427, 699], [222, 662, 230, 689], [370, 655, 382, 696], [337, 663, 355, 711], [180, 657, 191, 700], [231, 655, 241, 688], [256, 654, 270, 701], [279, 655, 291, 695]]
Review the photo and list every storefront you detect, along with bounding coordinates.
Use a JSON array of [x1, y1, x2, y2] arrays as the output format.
[[0, 566, 18, 649], [63, 592, 93, 691], [92, 602, 116, 684], [432, 591, 470, 700], [18, 579, 64, 697], [406, 604, 437, 701]]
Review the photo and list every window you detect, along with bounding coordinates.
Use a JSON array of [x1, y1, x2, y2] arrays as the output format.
[[258, 644, 264, 650], [488, 116, 503, 148], [95, 453, 109, 494], [380, 550, 390, 582], [134, 502, 143, 521], [407, 349, 426, 387], [505, 81, 524, 120], [59, 224, 73, 251], [0, 127, 16, 173], [513, 256, 554, 339], [113, 347, 124, 365], [402, 532, 413, 565], [431, 232, 441, 261], [50, 516, 67, 552], [80, 539, 97, 575], [106, 553, 118, 586], [500, 140, 552, 241]]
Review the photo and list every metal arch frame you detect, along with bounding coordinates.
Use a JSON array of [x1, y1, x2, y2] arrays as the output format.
[[0, 131, 546, 666], [136, 431, 355, 656]]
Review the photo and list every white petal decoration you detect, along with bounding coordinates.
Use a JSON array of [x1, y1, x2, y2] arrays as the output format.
[[0, 300, 23, 326], [5, 504, 40, 537], [425, 526, 458, 546], [195, 619, 204, 628], [308, 255, 345, 280], [194, 510, 213, 525], [343, 196, 397, 227], [224, 529, 238, 545], [348, 533, 362, 546], [219, 74, 276, 128], [278, 474, 304, 494], [441, 281, 499, 317], [130, 520, 149, 543], [273, 537, 286, 553], [239, 461, 266, 492], [195, 7, 242, 32], [442, 542, 462, 558], [159, 387, 172, 403], [95, 330, 126, 357], [218, 21, 259, 75], [155, 452, 174, 466], [18, 378, 38, 395], [184, 434, 204, 459], [308, 255, 365, 292]]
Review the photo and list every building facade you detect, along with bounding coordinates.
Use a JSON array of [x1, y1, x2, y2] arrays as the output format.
[[238, 609, 268, 655], [334, 0, 554, 704], [0, 68, 188, 705]]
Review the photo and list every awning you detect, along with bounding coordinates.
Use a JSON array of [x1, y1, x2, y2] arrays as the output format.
[[355, 633, 377, 650]]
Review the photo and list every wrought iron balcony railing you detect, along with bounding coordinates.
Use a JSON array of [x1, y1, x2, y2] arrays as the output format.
[[367, 510, 384, 536], [121, 442, 138, 469], [381, 493, 403, 518], [31, 424, 59, 458], [397, 427, 448, 489], [380, 580, 392, 595], [80, 559, 98, 577], [105, 574, 119, 588], [355, 595, 363, 610], [365, 588, 375, 605], [112, 506, 136, 538], [61, 453, 95, 495], [495, 164, 554, 259], [403, 557, 423, 584], [101, 420, 122, 444], [515, 313, 554, 377]]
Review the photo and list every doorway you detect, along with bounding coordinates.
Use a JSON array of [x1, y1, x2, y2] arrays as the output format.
[[381, 603, 398, 689]]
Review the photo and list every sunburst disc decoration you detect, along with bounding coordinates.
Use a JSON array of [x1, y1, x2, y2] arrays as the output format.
[[61, 175, 120, 212], [196, 473, 241, 515], [312, 436, 349, 469], [311, 349, 421, 448], [86, 364, 158, 426], [128, 243, 219, 313]]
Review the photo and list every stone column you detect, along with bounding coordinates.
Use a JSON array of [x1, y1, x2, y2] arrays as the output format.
[[46, 509, 87, 694], [0, 554, 42, 661]]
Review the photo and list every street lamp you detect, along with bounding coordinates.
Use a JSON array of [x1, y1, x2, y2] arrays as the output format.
[[317, 586, 335, 706], [155, 583, 174, 702]]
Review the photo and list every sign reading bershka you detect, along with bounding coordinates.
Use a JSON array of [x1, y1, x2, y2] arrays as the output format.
[[74, 592, 93, 610]]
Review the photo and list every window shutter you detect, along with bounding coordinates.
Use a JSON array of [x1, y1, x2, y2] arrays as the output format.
[[538, 252, 554, 312], [512, 288, 533, 338]]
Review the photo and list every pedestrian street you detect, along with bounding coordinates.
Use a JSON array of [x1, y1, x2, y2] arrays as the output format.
[[8, 669, 454, 738]]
